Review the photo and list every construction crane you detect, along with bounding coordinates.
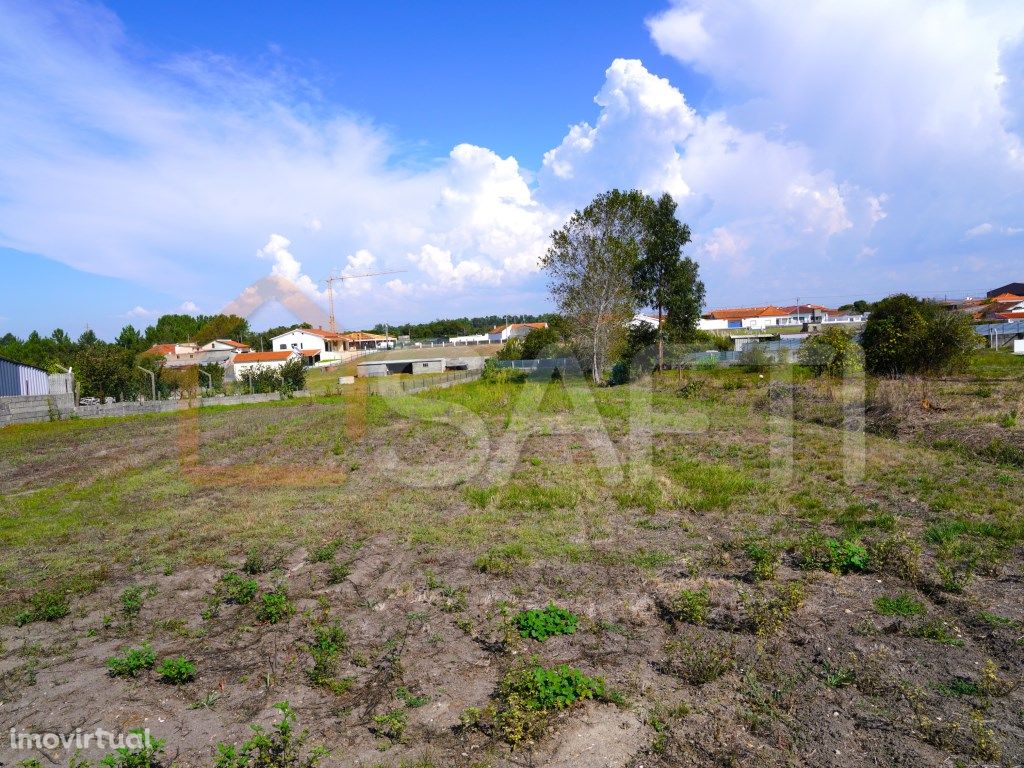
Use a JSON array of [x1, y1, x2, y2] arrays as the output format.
[[323, 270, 406, 334]]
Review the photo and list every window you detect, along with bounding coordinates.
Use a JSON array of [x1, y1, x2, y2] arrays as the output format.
[[279, 344, 286, 350]]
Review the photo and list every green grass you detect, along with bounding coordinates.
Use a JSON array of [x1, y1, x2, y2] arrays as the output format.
[[875, 593, 925, 617]]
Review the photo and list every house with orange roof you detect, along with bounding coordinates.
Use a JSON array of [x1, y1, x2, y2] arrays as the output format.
[[230, 349, 300, 378], [487, 322, 548, 343]]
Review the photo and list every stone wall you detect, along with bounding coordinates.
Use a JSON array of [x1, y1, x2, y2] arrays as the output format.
[[0, 391, 282, 428]]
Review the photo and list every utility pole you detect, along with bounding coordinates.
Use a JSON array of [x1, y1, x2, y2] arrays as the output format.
[[323, 270, 407, 334], [137, 366, 156, 401]]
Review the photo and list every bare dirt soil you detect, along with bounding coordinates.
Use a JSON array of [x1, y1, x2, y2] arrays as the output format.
[[1, 357, 1023, 768]]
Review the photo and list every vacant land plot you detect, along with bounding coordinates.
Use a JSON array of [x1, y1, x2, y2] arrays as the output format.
[[1, 354, 1022, 767]]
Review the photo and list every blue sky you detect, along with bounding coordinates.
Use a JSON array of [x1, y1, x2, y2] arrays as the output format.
[[2, 0, 1023, 340]]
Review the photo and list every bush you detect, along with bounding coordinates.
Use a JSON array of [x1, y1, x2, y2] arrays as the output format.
[[14, 589, 70, 626], [307, 623, 348, 688], [861, 294, 977, 375], [666, 588, 710, 624], [99, 729, 165, 768], [120, 586, 146, 618], [795, 534, 870, 574], [256, 587, 294, 624], [370, 708, 407, 744], [279, 358, 306, 393], [664, 635, 734, 684], [107, 643, 157, 678], [221, 572, 259, 605], [799, 327, 863, 377], [157, 655, 197, 684], [514, 604, 579, 641], [214, 701, 327, 768]]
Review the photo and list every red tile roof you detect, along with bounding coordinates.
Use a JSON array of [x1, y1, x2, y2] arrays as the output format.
[[995, 312, 1024, 319], [704, 306, 788, 320], [231, 351, 297, 363], [488, 322, 548, 333], [143, 344, 176, 356], [215, 339, 251, 349], [299, 349, 322, 357], [989, 293, 1024, 302]]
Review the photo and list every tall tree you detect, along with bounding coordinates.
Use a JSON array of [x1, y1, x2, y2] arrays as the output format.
[[633, 193, 704, 369], [115, 324, 145, 350], [542, 189, 648, 383]]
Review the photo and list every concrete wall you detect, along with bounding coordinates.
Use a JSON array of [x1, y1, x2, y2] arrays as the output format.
[[0, 391, 281, 428]]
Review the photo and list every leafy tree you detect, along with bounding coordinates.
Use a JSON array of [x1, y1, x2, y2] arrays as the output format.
[[799, 326, 863, 376], [115, 324, 145, 350], [194, 314, 249, 346], [144, 314, 202, 345], [861, 294, 977, 375], [634, 193, 704, 367], [74, 344, 140, 400], [279, 358, 306, 392], [77, 328, 99, 347], [543, 189, 648, 383], [519, 324, 572, 360]]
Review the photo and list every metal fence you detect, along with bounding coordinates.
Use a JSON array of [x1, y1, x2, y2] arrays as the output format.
[[367, 369, 482, 396]]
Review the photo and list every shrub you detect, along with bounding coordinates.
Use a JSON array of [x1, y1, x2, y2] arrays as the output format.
[[799, 326, 863, 377], [308, 542, 340, 564], [745, 541, 778, 581], [120, 586, 146, 619], [106, 643, 157, 678], [256, 588, 294, 624], [242, 546, 273, 575], [514, 604, 579, 641], [664, 635, 734, 685], [795, 534, 869, 574], [861, 294, 977, 375], [222, 572, 259, 605], [867, 534, 922, 582], [14, 589, 70, 626], [744, 582, 805, 636], [214, 701, 327, 768], [326, 564, 351, 585], [490, 662, 613, 747], [875, 594, 925, 617], [307, 623, 348, 690], [99, 729, 165, 768], [666, 588, 710, 625], [370, 708, 407, 744], [157, 656, 196, 684]]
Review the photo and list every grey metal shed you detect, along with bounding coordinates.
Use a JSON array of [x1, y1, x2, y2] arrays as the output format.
[[0, 356, 50, 397]]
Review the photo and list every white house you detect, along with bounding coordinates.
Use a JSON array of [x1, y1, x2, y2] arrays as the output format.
[[231, 350, 300, 377], [487, 322, 548, 343], [450, 333, 491, 345], [199, 339, 252, 354], [270, 327, 345, 360], [697, 304, 865, 331]]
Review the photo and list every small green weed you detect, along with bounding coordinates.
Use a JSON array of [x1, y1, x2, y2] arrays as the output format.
[[795, 534, 869, 574], [106, 643, 157, 678], [666, 588, 710, 625], [875, 594, 925, 617], [745, 541, 778, 581], [474, 544, 527, 576], [909, 619, 964, 646], [222, 573, 259, 605], [396, 685, 430, 708], [255, 587, 294, 624], [664, 635, 734, 685], [370, 708, 407, 745], [214, 701, 327, 768], [514, 604, 579, 641], [326, 563, 351, 584], [307, 622, 349, 693], [157, 656, 196, 684], [14, 589, 69, 626], [309, 542, 340, 563], [120, 586, 146, 619], [99, 729, 165, 768]]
